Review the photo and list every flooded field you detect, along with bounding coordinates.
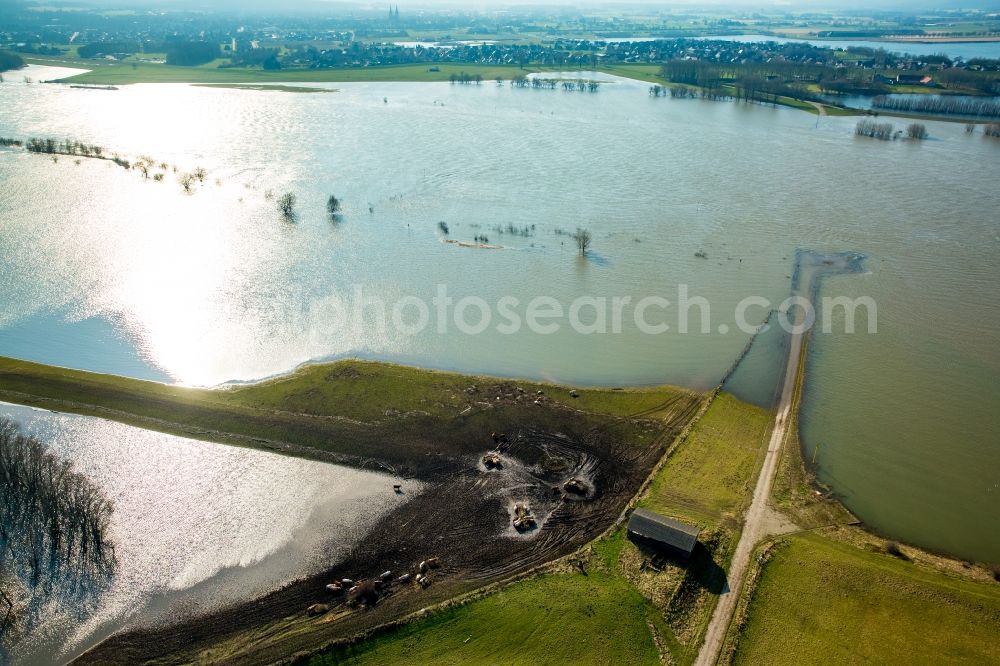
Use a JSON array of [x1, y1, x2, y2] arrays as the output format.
[[1, 64, 998, 563], [0, 402, 408, 664]]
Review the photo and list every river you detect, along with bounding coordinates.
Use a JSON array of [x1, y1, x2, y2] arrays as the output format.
[[1, 64, 998, 564]]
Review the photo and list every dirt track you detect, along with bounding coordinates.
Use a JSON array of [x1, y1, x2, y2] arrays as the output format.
[[73, 390, 701, 665], [694, 308, 805, 666]]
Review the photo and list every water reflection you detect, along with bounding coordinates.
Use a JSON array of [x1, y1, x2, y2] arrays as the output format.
[[0, 403, 413, 664]]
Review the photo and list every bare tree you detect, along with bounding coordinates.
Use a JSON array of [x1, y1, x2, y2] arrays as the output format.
[[327, 194, 341, 215], [0, 418, 116, 595], [0, 589, 11, 638], [278, 192, 296, 218], [855, 119, 895, 140], [574, 228, 592, 256]]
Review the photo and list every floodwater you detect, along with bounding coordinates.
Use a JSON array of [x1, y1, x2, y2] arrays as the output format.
[[1, 64, 998, 564], [0, 402, 411, 664], [700, 33, 1000, 61]]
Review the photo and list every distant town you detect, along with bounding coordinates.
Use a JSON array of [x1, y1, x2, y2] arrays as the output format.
[[3, 3, 998, 110]]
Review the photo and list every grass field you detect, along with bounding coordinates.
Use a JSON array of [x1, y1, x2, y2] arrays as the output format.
[[306, 534, 663, 666], [52, 62, 552, 85], [192, 83, 335, 93], [731, 531, 1000, 665], [642, 392, 772, 527]]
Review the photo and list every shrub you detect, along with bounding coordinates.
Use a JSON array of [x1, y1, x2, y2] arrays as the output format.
[[178, 173, 195, 192], [885, 540, 906, 558]]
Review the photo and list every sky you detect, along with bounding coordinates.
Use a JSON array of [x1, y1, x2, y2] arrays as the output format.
[[8, 0, 998, 11]]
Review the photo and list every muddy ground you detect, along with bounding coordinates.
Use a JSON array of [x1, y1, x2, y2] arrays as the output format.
[[73, 386, 701, 665]]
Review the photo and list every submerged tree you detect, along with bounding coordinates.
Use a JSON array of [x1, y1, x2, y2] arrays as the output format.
[[278, 192, 296, 218], [0, 418, 116, 644], [326, 194, 341, 216], [574, 228, 592, 256], [906, 123, 928, 140], [855, 118, 895, 140]]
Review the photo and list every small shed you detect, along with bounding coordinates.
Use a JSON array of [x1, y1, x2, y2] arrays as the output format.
[[627, 508, 699, 559]]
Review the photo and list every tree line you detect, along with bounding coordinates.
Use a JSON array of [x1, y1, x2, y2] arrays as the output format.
[[449, 71, 482, 84], [0, 418, 116, 634], [510, 75, 600, 91], [26, 138, 104, 158], [76, 41, 139, 59], [660, 60, 825, 105], [0, 50, 24, 73], [165, 41, 221, 66], [871, 95, 1000, 119], [22, 136, 131, 168]]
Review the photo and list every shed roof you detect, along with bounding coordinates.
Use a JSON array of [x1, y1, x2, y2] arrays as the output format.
[[627, 508, 699, 554]]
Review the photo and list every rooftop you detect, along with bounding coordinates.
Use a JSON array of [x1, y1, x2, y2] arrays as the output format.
[[627, 508, 700, 554]]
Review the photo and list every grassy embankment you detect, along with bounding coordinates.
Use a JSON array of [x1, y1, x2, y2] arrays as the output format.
[[301, 391, 774, 666], [730, 531, 1000, 665], [192, 83, 334, 93], [0, 355, 690, 471], [715, 336, 1000, 664]]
